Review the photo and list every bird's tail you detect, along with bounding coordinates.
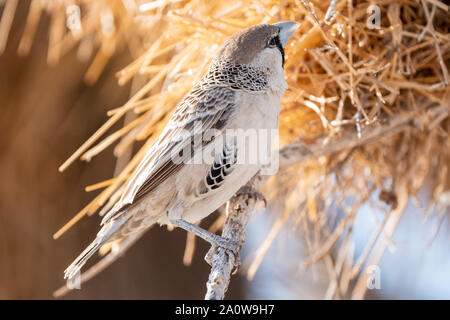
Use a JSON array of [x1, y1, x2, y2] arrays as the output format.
[[54, 228, 148, 298], [64, 238, 103, 280], [64, 215, 128, 280]]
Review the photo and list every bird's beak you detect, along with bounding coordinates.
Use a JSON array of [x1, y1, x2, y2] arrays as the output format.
[[272, 21, 299, 48]]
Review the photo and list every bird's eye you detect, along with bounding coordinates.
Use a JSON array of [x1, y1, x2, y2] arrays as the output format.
[[267, 36, 277, 48]]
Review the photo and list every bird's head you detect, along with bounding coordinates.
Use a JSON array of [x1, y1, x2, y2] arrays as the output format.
[[214, 22, 299, 94]]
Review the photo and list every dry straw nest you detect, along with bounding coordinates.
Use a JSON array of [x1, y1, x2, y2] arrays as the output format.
[[2, 0, 449, 298]]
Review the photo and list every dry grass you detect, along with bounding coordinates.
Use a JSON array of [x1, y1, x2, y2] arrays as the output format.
[[2, 0, 449, 298]]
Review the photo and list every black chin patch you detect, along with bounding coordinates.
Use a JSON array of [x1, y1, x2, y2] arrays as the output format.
[[274, 35, 285, 67]]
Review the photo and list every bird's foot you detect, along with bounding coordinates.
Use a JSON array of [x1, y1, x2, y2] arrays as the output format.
[[235, 185, 267, 207], [169, 218, 241, 269], [205, 237, 241, 272]]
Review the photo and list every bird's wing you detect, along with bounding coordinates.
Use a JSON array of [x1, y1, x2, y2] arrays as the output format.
[[197, 140, 237, 195], [102, 84, 235, 224]]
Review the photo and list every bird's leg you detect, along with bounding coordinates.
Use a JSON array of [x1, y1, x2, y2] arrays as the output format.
[[169, 218, 240, 254], [205, 183, 265, 267]]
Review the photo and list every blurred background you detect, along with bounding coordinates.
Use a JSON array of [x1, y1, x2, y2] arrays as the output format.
[[0, 0, 449, 300], [0, 1, 243, 299]]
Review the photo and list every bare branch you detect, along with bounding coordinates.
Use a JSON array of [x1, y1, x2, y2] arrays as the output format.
[[204, 177, 263, 300]]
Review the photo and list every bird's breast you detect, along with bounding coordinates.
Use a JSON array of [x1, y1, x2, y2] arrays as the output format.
[[229, 90, 281, 131]]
